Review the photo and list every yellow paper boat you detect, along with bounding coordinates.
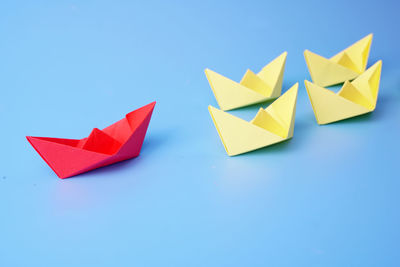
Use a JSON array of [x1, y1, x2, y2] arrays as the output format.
[[205, 52, 287, 111], [305, 60, 382, 125], [209, 83, 298, 156], [304, 34, 373, 87]]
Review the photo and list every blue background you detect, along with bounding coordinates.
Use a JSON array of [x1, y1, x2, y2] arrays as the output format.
[[1, 0, 400, 266]]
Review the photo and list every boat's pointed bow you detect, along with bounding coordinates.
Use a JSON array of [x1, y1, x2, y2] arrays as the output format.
[[117, 102, 156, 158], [26, 136, 109, 178]]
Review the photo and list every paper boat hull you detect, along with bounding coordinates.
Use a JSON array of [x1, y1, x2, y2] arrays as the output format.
[[27, 102, 155, 178]]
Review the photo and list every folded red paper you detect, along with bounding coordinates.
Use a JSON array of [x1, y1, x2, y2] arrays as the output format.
[[27, 101, 156, 179]]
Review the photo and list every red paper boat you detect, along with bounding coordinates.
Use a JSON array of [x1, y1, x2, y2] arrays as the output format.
[[27, 102, 156, 179]]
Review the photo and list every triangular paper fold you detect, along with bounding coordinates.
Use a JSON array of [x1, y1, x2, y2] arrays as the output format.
[[304, 34, 373, 87], [209, 83, 298, 156], [205, 52, 287, 111], [305, 60, 381, 125], [27, 102, 156, 178]]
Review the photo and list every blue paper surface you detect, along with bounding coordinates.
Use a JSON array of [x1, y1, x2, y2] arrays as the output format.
[[1, 1, 400, 266]]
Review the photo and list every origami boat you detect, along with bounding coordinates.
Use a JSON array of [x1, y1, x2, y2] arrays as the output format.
[[27, 102, 156, 178], [209, 83, 298, 156], [205, 52, 287, 111], [305, 60, 381, 125], [304, 34, 372, 87]]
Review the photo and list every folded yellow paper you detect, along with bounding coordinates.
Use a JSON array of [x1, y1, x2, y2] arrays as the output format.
[[205, 52, 287, 111], [304, 34, 372, 87], [208, 83, 298, 156], [305, 60, 382, 125]]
